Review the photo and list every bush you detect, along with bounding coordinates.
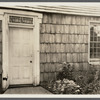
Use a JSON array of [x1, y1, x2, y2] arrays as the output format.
[[41, 62, 100, 94], [57, 62, 74, 80]]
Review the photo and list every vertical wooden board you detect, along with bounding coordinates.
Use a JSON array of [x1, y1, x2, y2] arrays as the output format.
[[72, 35, 75, 43], [55, 44, 60, 53], [62, 15, 66, 24], [57, 53, 62, 62], [85, 17, 89, 25], [0, 74, 2, 93], [67, 53, 72, 62], [65, 44, 70, 52], [68, 35, 73, 43], [73, 53, 78, 62], [61, 25, 64, 33], [45, 44, 50, 53], [81, 26, 85, 34], [78, 26, 82, 34], [78, 35, 84, 43], [62, 53, 67, 62], [50, 54, 53, 62], [84, 26, 88, 35], [48, 73, 52, 81], [68, 44, 72, 53], [45, 24, 51, 33], [42, 14, 48, 23], [41, 24, 46, 33], [0, 63, 2, 75], [83, 34, 88, 44], [43, 34, 48, 43], [65, 16, 71, 24], [70, 44, 75, 52], [84, 26, 89, 35], [40, 44, 45, 53], [0, 33, 2, 43], [76, 16, 81, 25], [55, 34, 62, 43], [85, 35, 88, 43], [40, 73, 44, 82], [79, 53, 83, 62], [53, 54, 57, 62], [50, 24, 55, 34], [74, 63, 80, 71], [44, 73, 49, 82], [74, 44, 80, 53], [50, 44, 55, 52], [69, 25, 74, 34], [60, 44, 65, 52], [77, 53, 80, 62], [74, 25, 78, 34], [51, 14, 57, 24], [80, 17, 86, 25], [49, 34, 55, 43], [48, 13, 52, 24], [0, 43, 2, 54], [56, 14, 61, 24], [71, 16, 76, 25], [81, 44, 85, 53], [46, 53, 51, 63], [40, 63, 45, 72], [50, 64, 56, 72], [44, 63, 49, 72], [65, 34, 69, 43], [56, 25, 60, 33], [84, 53, 88, 62], [85, 44, 88, 53], [65, 25, 69, 33], [56, 63, 62, 72], [62, 34, 66, 43], [40, 53, 46, 63], [0, 21, 2, 31], [40, 34, 44, 43], [74, 35, 78, 43]]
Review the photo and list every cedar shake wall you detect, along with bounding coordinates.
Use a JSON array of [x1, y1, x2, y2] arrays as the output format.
[[0, 21, 2, 93], [40, 13, 100, 82]]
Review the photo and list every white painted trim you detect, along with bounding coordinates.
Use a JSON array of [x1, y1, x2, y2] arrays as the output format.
[[2, 13, 9, 91], [2, 11, 42, 90], [0, 9, 42, 19], [88, 21, 100, 65]]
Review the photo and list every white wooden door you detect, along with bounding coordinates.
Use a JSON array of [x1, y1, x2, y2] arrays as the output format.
[[9, 27, 33, 85]]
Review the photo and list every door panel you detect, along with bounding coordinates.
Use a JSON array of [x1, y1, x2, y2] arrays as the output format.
[[9, 27, 33, 85]]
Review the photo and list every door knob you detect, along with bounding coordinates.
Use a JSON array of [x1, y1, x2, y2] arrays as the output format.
[[30, 61, 32, 63]]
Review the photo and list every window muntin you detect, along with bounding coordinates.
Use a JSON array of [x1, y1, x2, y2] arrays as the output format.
[[90, 23, 100, 59]]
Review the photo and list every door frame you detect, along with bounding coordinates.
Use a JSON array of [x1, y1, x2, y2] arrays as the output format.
[[2, 10, 42, 90]]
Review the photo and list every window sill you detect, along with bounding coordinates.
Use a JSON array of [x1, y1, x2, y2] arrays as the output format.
[[89, 61, 100, 65]]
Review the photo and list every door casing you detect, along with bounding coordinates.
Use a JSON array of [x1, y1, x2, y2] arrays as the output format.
[[2, 11, 42, 91]]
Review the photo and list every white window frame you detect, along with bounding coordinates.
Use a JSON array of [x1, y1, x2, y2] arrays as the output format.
[[89, 21, 100, 65]]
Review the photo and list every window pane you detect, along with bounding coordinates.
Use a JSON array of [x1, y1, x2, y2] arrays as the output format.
[[90, 37, 93, 41], [90, 23, 100, 59], [90, 43, 94, 47], [98, 37, 100, 41], [94, 37, 97, 41]]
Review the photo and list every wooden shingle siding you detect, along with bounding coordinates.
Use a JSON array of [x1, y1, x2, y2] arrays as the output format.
[[40, 13, 100, 82]]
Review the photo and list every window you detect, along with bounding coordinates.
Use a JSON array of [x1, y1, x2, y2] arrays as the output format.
[[90, 22, 100, 63]]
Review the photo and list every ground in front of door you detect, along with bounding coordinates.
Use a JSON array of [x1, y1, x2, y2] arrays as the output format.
[[3, 86, 52, 94]]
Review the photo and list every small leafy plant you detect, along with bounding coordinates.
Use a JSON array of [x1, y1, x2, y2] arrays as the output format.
[[57, 62, 74, 80]]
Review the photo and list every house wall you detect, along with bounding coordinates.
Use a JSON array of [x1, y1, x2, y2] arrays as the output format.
[[40, 13, 100, 82], [0, 20, 2, 93]]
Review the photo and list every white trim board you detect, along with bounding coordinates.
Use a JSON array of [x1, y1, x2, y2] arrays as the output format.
[[2, 11, 42, 91]]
